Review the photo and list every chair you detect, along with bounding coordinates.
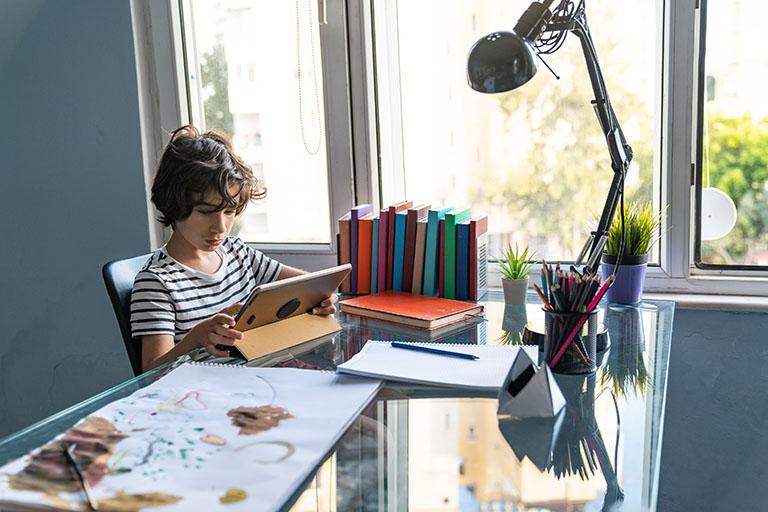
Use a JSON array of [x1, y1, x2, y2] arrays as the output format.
[[102, 254, 152, 376]]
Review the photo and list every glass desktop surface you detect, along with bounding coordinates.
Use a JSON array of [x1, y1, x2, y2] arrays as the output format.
[[0, 292, 674, 512]]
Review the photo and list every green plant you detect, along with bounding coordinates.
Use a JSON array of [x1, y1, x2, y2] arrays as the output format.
[[498, 243, 535, 280], [604, 200, 666, 256]]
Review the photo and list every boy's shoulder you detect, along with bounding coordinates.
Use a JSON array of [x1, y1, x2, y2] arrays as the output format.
[[136, 248, 181, 281]]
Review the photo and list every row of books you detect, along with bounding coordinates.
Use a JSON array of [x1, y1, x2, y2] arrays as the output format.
[[336, 201, 489, 301]]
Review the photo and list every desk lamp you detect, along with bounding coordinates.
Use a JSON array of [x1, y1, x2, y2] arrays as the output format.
[[466, 0, 632, 275]]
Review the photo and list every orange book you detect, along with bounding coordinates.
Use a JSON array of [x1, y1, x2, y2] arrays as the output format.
[[339, 290, 484, 330], [357, 213, 374, 294]]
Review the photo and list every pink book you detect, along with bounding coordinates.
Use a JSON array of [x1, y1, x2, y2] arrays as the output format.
[[377, 207, 389, 291], [438, 218, 445, 298]]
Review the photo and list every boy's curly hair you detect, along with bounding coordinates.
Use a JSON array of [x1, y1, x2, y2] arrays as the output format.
[[151, 125, 266, 226]]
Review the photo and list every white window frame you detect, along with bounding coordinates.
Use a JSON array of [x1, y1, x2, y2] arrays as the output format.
[[134, 0, 768, 295], [349, 0, 768, 297], [132, 0, 367, 271]]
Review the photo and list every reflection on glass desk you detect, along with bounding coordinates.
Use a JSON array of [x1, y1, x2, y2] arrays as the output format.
[[0, 291, 674, 512]]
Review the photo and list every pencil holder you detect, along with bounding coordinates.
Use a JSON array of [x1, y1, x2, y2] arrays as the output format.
[[542, 308, 598, 374]]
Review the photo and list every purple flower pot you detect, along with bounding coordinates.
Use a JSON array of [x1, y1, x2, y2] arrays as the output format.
[[601, 253, 648, 305]]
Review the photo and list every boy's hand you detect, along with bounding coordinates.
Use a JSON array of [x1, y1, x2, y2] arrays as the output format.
[[311, 294, 338, 316], [191, 303, 244, 357]]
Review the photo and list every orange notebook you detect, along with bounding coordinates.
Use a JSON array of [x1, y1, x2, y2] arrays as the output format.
[[339, 290, 484, 330]]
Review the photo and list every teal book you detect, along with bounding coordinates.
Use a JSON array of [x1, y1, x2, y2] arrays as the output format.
[[371, 217, 379, 294], [422, 206, 454, 297], [392, 211, 408, 291], [443, 207, 471, 299], [455, 219, 471, 301]]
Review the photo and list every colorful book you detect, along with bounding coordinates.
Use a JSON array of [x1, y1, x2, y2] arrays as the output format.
[[456, 219, 471, 301], [350, 205, 373, 293], [443, 207, 471, 299], [411, 218, 428, 295], [469, 215, 489, 301], [402, 204, 430, 293], [392, 210, 408, 291], [377, 207, 389, 292], [438, 218, 445, 297], [422, 206, 453, 297], [371, 217, 379, 294], [357, 213, 374, 294], [337, 212, 352, 293], [339, 290, 484, 330], [386, 201, 413, 289]]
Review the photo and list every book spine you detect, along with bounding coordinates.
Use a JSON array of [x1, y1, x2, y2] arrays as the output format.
[[438, 218, 445, 297], [469, 216, 489, 301], [412, 219, 428, 295], [402, 209, 418, 293], [443, 208, 471, 299], [392, 212, 407, 291], [371, 217, 379, 294], [377, 208, 389, 291], [386, 207, 397, 289], [455, 219, 471, 301], [338, 214, 351, 293], [350, 205, 373, 293], [357, 215, 374, 294]]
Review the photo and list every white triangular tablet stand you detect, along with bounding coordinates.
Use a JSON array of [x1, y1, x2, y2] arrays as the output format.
[[497, 349, 565, 418]]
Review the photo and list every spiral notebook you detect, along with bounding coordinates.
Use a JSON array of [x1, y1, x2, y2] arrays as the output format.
[[337, 340, 539, 391]]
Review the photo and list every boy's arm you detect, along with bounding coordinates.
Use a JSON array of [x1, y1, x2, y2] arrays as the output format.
[[141, 305, 244, 372]]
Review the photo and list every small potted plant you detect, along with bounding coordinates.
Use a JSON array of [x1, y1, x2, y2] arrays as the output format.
[[601, 200, 665, 304], [498, 243, 535, 305]]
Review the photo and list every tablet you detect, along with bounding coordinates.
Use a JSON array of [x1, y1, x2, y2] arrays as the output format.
[[232, 263, 351, 332]]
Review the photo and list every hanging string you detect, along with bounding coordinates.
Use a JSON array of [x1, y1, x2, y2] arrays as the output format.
[[296, 0, 323, 155]]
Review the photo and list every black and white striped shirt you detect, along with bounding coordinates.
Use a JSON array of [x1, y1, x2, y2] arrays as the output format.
[[130, 237, 282, 341]]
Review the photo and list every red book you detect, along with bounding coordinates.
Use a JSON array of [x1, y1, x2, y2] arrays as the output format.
[[402, 204, 430, 293], [468, 215, 489, 301], [377, 207, 389, 292], [339, 290, 484, 330], [357, 213, 374, 294], [438, 218, 445, 297], [337, 212, 352, 293], [386, 200, 413, 289]]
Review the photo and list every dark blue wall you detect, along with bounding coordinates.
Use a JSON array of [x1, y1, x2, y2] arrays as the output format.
[[658, 308, 768, 511], [0, 1, 151, 436]]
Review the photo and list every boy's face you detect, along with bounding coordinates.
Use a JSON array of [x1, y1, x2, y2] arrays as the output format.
[[172, 191, 238, 253]]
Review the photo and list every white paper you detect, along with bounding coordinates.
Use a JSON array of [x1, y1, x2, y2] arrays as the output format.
[[337, 340, 539, 391], [0, 364, 381, 512]]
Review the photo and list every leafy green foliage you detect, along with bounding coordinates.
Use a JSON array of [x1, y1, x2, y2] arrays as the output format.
[[498, 243, 535, 280], [604, 200, 665, 256], [201, 42, 234, 134], [701, 112, 768, 264]]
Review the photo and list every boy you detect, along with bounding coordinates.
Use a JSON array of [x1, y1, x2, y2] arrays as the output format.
[[131, 125, 337, 371]]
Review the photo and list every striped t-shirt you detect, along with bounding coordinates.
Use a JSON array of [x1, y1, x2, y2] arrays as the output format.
[[130, 237, 282, 342]]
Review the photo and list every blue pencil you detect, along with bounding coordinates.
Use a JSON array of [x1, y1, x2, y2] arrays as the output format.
[[391, 342, 478, 360]]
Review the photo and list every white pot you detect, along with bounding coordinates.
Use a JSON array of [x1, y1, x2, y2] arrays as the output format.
[[501, 277, 529, 305]]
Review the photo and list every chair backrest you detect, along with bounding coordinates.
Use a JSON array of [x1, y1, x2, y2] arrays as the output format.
[[102, 254, 152, 376]]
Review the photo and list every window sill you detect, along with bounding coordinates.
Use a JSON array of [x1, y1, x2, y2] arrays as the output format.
[[642, 292, 768, 312]]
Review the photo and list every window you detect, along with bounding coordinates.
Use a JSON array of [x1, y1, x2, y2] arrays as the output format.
[[373, 0, 660, 266], [696, 0, 768, 269]]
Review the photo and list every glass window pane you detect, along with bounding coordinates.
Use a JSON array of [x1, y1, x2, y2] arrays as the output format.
[[377, 0, 659, 264], [699, 0, 768, 267], [187, 0, 331, 244]]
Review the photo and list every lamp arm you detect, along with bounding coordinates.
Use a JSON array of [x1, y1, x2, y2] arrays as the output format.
[[562, 12, 633, 274]]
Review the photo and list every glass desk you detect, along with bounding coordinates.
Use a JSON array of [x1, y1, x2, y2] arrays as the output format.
[[0, 292, 674, 511]]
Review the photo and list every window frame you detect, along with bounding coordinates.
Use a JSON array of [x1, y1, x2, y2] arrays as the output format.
[[135, 0, 768, 295], [134, 0, 367, 270]]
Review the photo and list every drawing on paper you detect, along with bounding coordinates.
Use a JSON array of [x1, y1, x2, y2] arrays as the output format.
[[227, 406, 293, 435]]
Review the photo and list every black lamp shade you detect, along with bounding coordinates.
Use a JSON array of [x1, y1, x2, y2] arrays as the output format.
[[466, 31, 538, 93]]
